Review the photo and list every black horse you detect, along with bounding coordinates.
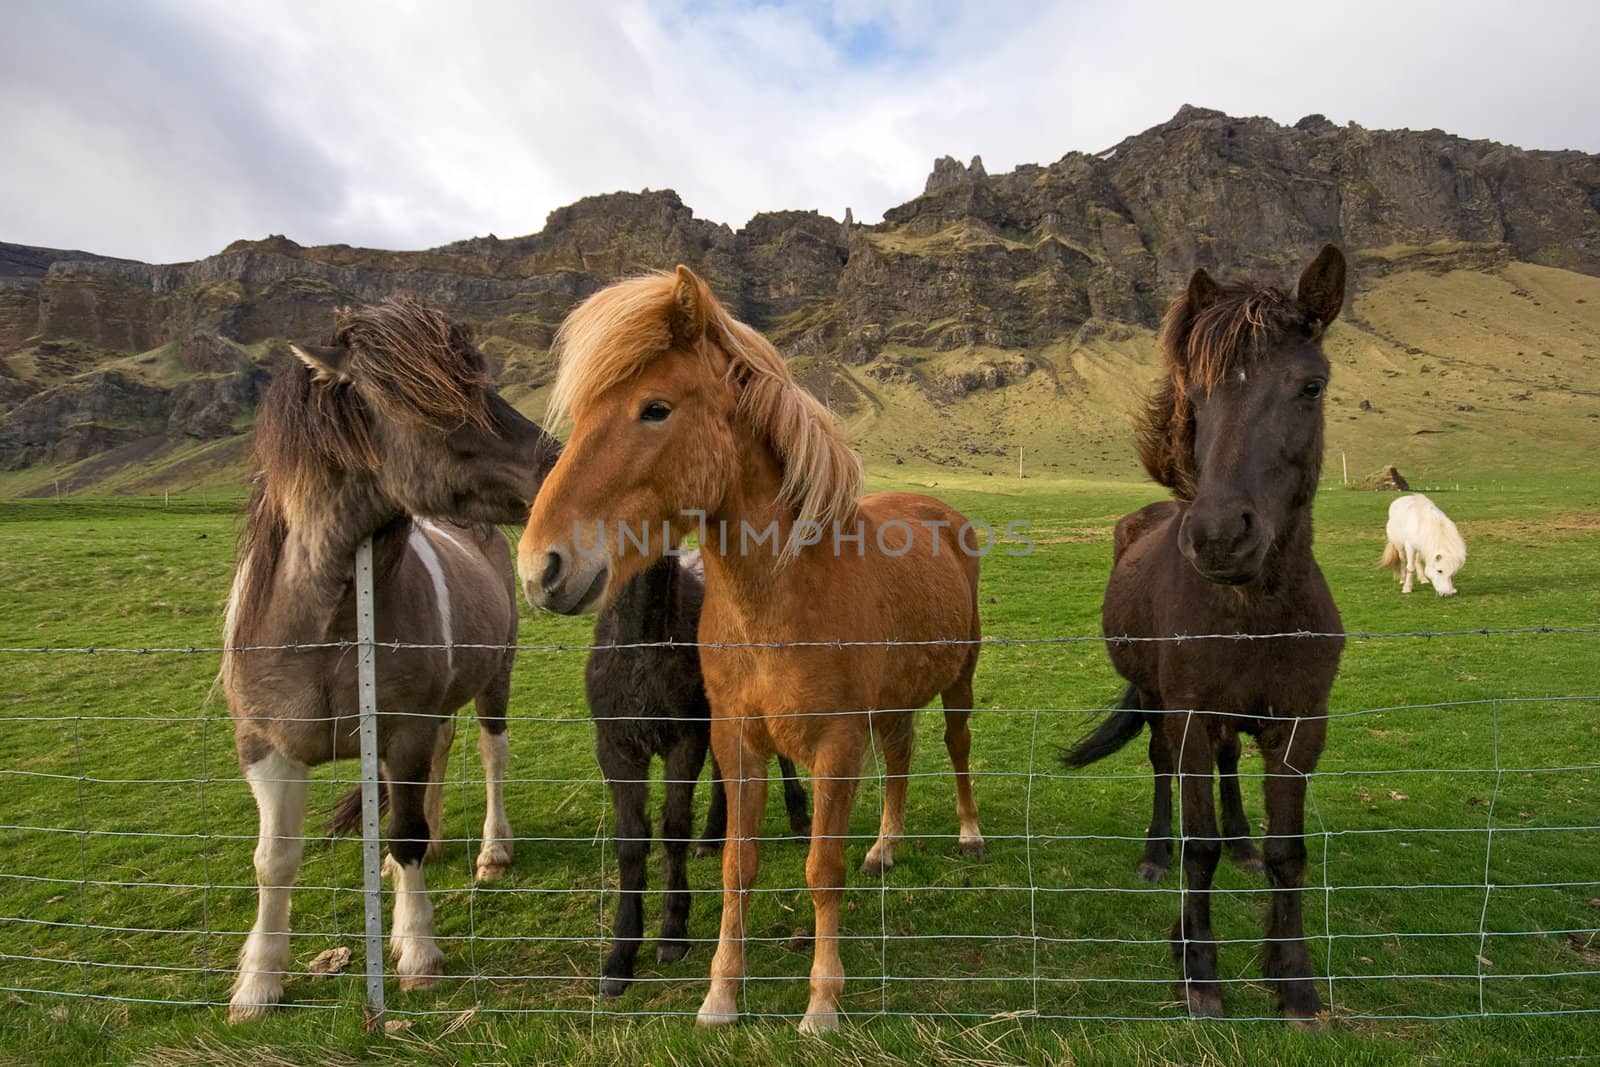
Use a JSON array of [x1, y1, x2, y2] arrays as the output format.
[[1065, 246, 1348, 1022], [588, 551, 809, 998]]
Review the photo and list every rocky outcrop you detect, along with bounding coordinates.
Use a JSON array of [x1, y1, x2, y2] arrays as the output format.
[[6, 106, 1600, 481]]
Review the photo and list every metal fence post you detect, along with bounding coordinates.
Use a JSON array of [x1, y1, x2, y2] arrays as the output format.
[[355, 536, 387, 1029]]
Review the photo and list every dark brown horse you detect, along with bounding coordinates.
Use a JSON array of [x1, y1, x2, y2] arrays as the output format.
[[585, 550, 809, 998], [223, 299, 559, 1022], [1065, 246, 1347, 1022]]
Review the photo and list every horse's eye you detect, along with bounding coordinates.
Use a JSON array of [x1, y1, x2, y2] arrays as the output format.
[[1301, 379, 1325, 399], [639, 401, 672, 423]]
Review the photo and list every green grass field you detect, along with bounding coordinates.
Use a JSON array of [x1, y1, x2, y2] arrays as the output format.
[[1, 466, 1597, 1066]]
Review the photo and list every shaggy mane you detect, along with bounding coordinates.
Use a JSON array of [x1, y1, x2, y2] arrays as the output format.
[[549, 272, 863, 539], [1136, 283, 1322, 499], [230, 296, 493, 650]]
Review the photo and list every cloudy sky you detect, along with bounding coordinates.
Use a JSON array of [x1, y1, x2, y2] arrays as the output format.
[[3, 0, 1596, 264]]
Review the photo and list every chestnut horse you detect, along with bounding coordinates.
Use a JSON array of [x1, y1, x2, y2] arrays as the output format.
[[1064, 247, 1348, 1022], [520, 266, 984, 1032]]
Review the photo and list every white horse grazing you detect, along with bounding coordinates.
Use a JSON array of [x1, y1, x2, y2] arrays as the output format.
[[1379, 493, 1466, 596]]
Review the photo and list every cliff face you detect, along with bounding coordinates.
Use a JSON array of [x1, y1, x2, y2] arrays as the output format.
[[4, 105, 1600, 489]]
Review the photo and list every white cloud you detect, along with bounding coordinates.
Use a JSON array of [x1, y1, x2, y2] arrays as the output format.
[[2, 0, 1596, 263]]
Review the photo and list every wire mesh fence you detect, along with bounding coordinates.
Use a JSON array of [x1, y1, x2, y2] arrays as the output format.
[[2, 617, 1597, 1029]]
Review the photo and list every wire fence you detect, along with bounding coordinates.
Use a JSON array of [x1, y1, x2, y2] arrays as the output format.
[[0, 607, 1597, 1029]]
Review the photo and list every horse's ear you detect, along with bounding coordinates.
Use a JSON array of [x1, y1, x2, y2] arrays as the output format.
[[1186, 268, 1223, 318], [290, 342, 352, 382], [669, 264, 708, 348], [1297, 244, 1346, 329]]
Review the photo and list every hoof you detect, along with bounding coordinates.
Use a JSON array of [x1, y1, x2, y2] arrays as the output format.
[[694, 842, 721, 860], [696, 1001, 739, 1027], [958, 837, 986, 860], [226, 983, 281, 1024], [475, 844, 512, 881], [1180, 985, 1225, 1019], [790, 821, 813, 841], [859, 852, 893, 876], [1137, 859, 1168, 883], [394, 944, 444, 990], [797, 1009, 840, 1034], [656, 939, 690, 964], [1286, 1009, 1330, 1031], [1230, 850, 1265, 875], [424, 841, 444, 863], [600, 975, 629, 999]]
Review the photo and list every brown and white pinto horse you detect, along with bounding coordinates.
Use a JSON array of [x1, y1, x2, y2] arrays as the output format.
[[223, 298, 559, 1022], [519, 266, 984, 1032]]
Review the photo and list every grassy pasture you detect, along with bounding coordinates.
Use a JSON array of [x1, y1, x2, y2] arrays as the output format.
[[0, 466, 1597, 1065]]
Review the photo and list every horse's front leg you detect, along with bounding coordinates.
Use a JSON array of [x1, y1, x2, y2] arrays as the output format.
[[598, 737, 651, 998], [799, 735, 864, 1033], [228, 749, 310, 1022], [1260, 715, 1328, 1023], [697, 714, 768, 1026], [1165, 712, 1224, 1018], [387, 738, 444, 990], [659, 733, 708, 963], [1400, 545, 1416, 593]]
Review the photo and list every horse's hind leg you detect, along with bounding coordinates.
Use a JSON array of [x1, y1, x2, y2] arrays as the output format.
[[1218, 730, 1263, 874], [473, 674, 514, 881], [861, 713, 913, 874], [1260, 715, 1328, 1023], [658, 733, 706, 965], [1165, 713, 1224, 1018], [598, 733, 651, 998], [697, 748, 727, 859], [941, 669, 985, 859], [423, 715, 455, 862], [1140, 714, 1173, 882], [387, 732, 445, 989], [228, 748, 309, 1023], [778, 757, 811, 838]]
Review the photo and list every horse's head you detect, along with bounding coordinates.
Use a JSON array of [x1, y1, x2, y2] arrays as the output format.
[[275, 297, 560, 527], [1140, 246, 1346, 585], [520, 265, 859, 615]]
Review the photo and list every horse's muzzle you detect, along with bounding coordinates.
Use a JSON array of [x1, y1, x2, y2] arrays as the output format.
[[520, 542, 609, 615], [1178, 504, 1268, 586]]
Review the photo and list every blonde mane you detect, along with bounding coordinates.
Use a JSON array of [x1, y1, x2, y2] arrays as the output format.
[[549, 271, 863, 538]]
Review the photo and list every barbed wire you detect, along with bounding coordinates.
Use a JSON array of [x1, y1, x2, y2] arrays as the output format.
[[0, 623, 1596, 656]]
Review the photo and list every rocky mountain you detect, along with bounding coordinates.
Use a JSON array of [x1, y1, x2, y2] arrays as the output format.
[[4, 104, 1600, 493]]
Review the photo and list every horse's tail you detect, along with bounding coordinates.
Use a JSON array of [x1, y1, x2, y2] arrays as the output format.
[[1379, 541, 1402, 578], [329, 775, 389, 836], [1061, 685, 1147, 768]]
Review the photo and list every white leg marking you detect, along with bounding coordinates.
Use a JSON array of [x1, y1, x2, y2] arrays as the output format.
[[409, 524, 454, 675], [390, 858, 444, 989], [229, 751, 309, 1023], [476, 729, 513, 880]]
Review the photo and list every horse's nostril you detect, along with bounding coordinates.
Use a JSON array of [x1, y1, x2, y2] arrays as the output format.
[[1239, 511, 1254, 537], [540, 550, 564, 592]]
